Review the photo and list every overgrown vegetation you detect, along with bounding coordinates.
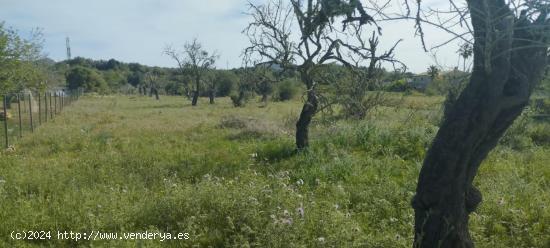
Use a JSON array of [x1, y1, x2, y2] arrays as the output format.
[[0, 95, 548, 247], [1, 0, 549, 246]]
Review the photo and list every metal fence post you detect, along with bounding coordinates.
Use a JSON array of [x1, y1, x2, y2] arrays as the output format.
[[3, 95, 9, 148], [28, 93, 34, 133], [17, 94, 22, 138]]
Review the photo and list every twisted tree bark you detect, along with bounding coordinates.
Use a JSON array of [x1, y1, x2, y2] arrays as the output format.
[[413, 1, 549, 247], [296, 70, 318, 150]]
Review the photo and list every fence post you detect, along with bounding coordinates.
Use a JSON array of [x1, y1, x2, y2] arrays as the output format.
[[3, 95, 9, 148], [49, 92, 53, 119], [28, 93, 34, 133], [38, 93, 42, 125], [44, 92, 48, 123], [54, 92, 57, 115], [17, 94, 22, 138]]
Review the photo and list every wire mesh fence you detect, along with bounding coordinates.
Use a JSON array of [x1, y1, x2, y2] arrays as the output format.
[[1, 89, 83, 149]]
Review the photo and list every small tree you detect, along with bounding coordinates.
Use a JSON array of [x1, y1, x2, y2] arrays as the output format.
[[231, 67, 257, 107], [245, 0, 391, 149], [164, 39, 218, 105], [146, 71, 160, 100], [0, 23, 46, 95], [254, 65, 277, 105], [333, 32, 402, 119], [203, 71, 217, 104], [427, 65, 440, 80], [457, 43, 473, 72], [164, 46, 191, 98]]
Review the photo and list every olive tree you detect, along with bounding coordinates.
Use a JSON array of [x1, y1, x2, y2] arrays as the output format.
[[146, 71, 160, 100], [164, 39, 218, 106], [386, 1, 550, 247], [244, 0, 398, 149]]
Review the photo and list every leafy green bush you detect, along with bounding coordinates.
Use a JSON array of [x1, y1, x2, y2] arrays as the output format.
[[385, 79, 411, 92], [275, 79, 300, 101], [216, 71, 238, 97]]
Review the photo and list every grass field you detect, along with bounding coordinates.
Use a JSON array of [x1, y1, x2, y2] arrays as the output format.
[[0, 95, 549, 247]]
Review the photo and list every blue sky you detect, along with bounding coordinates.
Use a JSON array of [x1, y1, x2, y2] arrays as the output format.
[[0, 0, 463, 73]]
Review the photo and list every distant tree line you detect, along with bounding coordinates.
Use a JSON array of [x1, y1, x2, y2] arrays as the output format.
[[60, 56, 308, 102]]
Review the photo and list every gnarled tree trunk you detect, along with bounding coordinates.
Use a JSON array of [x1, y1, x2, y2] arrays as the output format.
[[191, 91, 199, 106], [296, 71, 317, 150], [412, 1, 549, 247], [152, 88, 159, 100], [209, 90, 215, 104]]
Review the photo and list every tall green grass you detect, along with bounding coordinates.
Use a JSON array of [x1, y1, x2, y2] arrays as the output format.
[[0, 95, 548, 247]]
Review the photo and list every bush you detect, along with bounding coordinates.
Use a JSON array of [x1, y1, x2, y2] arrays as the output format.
[[230, 92, 254, 107], [276, 79, 300, 101], [216, 71, 238, 97], [385, 79, 411, 92]]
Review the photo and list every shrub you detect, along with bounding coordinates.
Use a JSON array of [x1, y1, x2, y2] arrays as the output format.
[[385, 79, 411, 92], [230, 92, 254, 107], [276, 79, 300, 101], [216, 71, 238, 97]]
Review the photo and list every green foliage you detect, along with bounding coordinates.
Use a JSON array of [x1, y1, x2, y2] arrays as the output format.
[[425, 78, 450, 96], [275, 79, 301, 101], [385, 79, 411, 92], [66, 66, 109, 93], [501, 109, 550, 149], [0, 21, 49, 94], [215, 70, 238, 97], [427, 65, 440, 80], [0, 96, 548, 247]]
